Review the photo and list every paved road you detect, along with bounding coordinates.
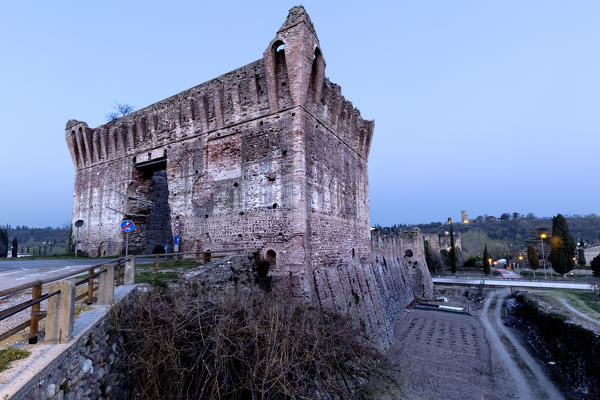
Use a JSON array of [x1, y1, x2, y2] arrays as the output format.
[[0, 259, 112, 292], [434, 277, 593, 290], [494, 267, 521, 278]]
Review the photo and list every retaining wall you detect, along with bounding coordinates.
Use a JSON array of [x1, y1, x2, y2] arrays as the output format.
[[1, 286, 135, 400]]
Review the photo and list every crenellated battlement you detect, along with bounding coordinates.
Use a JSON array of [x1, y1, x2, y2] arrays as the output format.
[[66, 6, 372, 171], [65, 59, 274, 169]]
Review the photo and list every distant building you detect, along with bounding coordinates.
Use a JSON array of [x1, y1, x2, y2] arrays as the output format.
[[485, 216, 497, 222], [461, 210, 469, 224]]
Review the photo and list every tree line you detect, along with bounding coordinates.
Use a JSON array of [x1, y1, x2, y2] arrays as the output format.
[[0, 225, 70, 257]]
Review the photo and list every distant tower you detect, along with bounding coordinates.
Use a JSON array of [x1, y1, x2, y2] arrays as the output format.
[[461, 210, 469, 224]]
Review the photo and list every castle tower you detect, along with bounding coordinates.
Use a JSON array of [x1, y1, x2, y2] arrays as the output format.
[[65, 6, 433, 347], [65, 5, 374, 275]]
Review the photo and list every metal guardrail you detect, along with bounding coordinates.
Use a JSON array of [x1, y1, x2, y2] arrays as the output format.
[[0, 248, 257, 345]]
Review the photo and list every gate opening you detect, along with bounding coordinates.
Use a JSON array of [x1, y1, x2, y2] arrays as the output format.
[[126, 157, 172, 254]]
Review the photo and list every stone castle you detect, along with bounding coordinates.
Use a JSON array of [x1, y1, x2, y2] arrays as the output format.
[[66, 6, 431, 345]]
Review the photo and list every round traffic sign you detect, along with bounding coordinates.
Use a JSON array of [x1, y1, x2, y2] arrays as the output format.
[[175, 220, 180, 228], [121, 220, 135, 232], [75, 219, 84, 228]]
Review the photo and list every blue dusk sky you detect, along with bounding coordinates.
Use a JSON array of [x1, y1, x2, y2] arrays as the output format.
[[0, 1, 598, 228]]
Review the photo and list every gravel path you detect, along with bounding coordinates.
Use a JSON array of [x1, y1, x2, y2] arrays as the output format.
[[481, 289, 563, 400]]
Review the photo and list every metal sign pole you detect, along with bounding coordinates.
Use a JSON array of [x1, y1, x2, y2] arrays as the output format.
[[126, 231, 129, 258], [74, 220, 84, 257]]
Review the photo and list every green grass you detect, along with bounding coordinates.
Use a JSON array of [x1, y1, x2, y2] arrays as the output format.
[[537, 289, 600, 319], [564, 290, 600, 314], [0, 348, 30, 372], [134, 258, 199, 286], [136, 271, 180, 287], [136, 259, 199, 270]]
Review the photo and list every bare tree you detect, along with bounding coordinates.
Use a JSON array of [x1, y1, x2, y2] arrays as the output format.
[[106, 103, 134, 122]]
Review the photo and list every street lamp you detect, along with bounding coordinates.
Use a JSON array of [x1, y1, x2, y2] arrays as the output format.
[[540, 233, 547, 279]]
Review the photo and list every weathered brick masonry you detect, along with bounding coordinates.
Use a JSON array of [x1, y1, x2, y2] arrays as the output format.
[[66, 6, 431, 344]]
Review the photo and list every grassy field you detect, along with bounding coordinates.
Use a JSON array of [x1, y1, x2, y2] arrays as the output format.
[[562, 290, 600, 315], [532, 289, 600, 320], [135, 259, 200, 286]]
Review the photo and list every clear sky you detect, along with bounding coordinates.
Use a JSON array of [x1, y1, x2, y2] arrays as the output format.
[[0, 1, 598, 228]]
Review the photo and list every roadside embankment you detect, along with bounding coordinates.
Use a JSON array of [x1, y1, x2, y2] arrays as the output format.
[[509, 292, 600, 399]]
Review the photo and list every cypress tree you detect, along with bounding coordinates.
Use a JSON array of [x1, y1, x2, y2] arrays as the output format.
[[424, 240, 434, 274], [11, 237, 18, 258], [577, 249, 587, 267], [449, 221, 457, 274], [67, 224, 75, 256], [591, 255, 600, 278], [0, 229, 8, 257], [483, 244, 490, 275], [527, 244, 539, 279], [549, 214, 576, 275]]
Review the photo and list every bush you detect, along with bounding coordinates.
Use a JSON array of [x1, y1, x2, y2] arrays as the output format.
[[113, 285, 395, 399], [463, 256, 479, 268], [0, 348, 30, 372]]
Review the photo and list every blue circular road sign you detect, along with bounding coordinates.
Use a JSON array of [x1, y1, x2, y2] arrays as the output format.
[[121, 220, 135, 232]]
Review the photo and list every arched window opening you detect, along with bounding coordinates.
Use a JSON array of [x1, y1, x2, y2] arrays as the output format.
[[271, 40, 287, 101], [78, 127, 87, 163], [352, 248, 356, 258], [266, 249, 277, 265], [405, 249, 413, 257], [310, 48, 323, 102]]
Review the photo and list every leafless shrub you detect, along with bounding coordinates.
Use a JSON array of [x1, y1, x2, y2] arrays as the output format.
[[105, 103, 134, 122], [113, 284, 397, 399]]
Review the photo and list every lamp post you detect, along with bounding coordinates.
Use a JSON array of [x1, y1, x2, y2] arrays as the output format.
[[540, 233, 547, 279]]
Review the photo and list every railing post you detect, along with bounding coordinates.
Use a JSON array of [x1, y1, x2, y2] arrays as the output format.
[[28, 283, 42, 344], [45, 280, 75, 344], [87, 268, 94, 305], [154, 256, 159, 276], [115, 259, 121, 286], [98, 264, 115, 305], [124, 256, 135, 285]]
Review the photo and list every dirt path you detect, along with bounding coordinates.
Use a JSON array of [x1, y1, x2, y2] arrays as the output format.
[[480, 290, 563, 400], [559, 298, 600, 327]]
